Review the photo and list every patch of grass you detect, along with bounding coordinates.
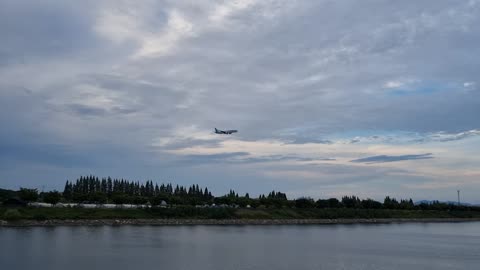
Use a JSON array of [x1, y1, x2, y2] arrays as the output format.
[[235, 209, 272, 219], [1, 207, 480, 221], [146, 207, 236, 219], [3, 209, 22, 221], [32, 214, 47, 221]]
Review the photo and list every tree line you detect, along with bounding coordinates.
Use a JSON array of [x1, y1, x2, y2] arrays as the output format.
[[6, 175, 479, 211], [61, 175, 214, 206]]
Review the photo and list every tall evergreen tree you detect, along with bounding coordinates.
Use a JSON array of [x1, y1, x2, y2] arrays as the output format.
[[107, 177, 113, 194]]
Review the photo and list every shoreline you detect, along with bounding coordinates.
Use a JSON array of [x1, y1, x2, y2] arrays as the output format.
[[2, 218, 480, 227]]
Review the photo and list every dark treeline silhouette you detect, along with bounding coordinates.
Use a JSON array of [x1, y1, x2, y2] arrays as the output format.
[[62, 175, 214, 206], [3, 175, 479, 212]]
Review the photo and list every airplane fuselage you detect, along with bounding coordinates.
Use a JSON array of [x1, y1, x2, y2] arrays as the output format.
[[215, 128, 238, 134]]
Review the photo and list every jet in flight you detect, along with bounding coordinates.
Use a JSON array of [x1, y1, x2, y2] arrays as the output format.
[[215, 128, 238, 134]]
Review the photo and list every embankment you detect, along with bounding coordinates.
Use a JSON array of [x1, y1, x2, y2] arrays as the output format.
[[2, 218, 480, 227]]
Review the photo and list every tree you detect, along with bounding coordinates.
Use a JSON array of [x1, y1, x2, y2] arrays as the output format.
[[90, 192, 107, 204], [316, 199, 329, 208], [327, 198, 341, 208], [43, 191, 62, 205], [18, 188, 38, 202], [384, 196, 399, 209], [112, 194, 130, 204], [295, 197, 315, 208], [133, 196, 148, 205], [61, 175, 221, 207], [361, 198, 382, 209], [399, 199, 415, 209], [63, 181, 73, 200], [342, 196, 361, 208]]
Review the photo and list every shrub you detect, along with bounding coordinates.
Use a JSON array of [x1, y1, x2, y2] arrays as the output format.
[[18, 188, 38, 202], [43, 191, 62, 205], [3, 209, 22, 221], [33, 214, 47, 221]]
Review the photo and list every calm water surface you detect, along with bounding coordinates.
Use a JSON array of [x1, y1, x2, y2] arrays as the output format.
[[1, 222, 479, 270]]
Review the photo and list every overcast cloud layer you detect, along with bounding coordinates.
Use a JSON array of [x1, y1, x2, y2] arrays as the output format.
[[1, 0, 480, 203]]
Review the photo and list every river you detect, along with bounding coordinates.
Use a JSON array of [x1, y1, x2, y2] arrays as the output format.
[[1, 222, 479, 270]]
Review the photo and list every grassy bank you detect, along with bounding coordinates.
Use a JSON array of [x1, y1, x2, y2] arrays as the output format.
[[2, 207, 480, 221]]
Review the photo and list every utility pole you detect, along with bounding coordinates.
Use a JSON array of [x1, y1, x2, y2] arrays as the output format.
[[457, 190, 460, 206]]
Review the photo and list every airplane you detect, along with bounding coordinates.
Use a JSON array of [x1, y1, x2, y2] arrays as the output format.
[[214, 128, 238, 134]]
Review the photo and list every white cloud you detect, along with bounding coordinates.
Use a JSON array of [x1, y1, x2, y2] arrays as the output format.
[[95, 7, 142, 44], [208, 0, 257, 26], [463, 81, 476, 91], [2, 0, 480, 201], [384, 81, 404, 89], [93, 0, 283, 58], [135, 9, 196, 58], [429, 130, 480, 142], [382, 78, 420, 90], [94, 3, 197, 58]]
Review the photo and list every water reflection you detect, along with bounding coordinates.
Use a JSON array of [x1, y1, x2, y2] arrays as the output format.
[[1, 222, 479, 270]]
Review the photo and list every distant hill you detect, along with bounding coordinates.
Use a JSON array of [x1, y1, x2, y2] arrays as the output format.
[[0, 188, 17, 201]]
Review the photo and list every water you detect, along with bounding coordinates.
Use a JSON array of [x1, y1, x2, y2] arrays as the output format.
[[1, 222, 479, 270]]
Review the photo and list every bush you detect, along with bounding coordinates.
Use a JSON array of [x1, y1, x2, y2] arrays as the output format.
[[18, 188, 38, 202], [43, 191, 62, 205], [295, 197, 315, 208], [3, 209, 23, 221], [33, 214, 47, 221], [206, 208, 235, 219]]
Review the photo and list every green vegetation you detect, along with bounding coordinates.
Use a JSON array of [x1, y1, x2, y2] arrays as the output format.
[[43, 191, 62, 205], [62, 176, 215, 206], [1, 207, 480, 221], [0, 188, 17, 202], [18, 188, 39, 202], [1, 175, 480, 221], [0, 207, 236, 220], [2, 209, 22, 221]]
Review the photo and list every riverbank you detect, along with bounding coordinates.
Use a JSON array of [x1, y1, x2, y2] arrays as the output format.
[[2, 217, 480, 227], [3, 207, 480, 226]]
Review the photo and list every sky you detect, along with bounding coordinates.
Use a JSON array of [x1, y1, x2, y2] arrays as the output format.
[[1, 0, 480, 203]]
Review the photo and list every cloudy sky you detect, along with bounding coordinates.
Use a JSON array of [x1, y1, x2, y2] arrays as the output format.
[[1, 0, 479, 203]]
